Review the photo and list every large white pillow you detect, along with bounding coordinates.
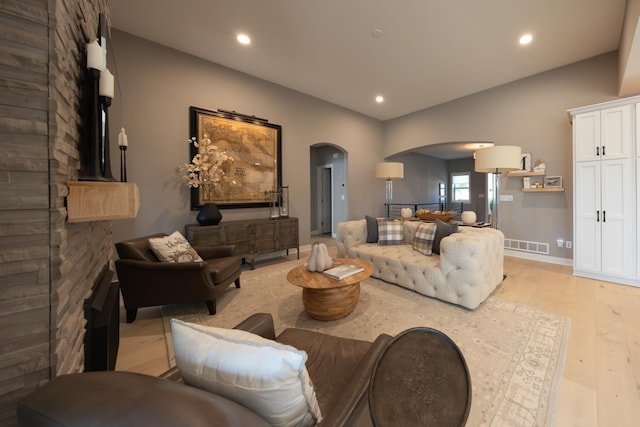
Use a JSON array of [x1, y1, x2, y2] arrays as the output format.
[[148, 231, 203, 262], [171, 319, 322, 427]]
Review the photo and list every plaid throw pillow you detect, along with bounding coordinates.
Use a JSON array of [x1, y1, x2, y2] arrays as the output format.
[[413, 223, 437, 256], [377, 220, 404, 245]]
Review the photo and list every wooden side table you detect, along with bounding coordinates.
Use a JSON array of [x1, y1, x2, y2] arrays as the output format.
[[287, 258, 373, 321]]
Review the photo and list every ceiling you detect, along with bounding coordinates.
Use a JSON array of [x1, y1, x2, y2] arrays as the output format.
[[110, 0, 628, 123]]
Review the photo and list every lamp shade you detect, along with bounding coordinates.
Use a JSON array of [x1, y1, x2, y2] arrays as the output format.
[[474, 146, 522, 173], [375, 162, 404, 179]]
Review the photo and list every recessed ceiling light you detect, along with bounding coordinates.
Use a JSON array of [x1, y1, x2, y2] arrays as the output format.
[[237, 33, 251, 45], [375, 95, 384, 103], [372, 29, 383, 38], [519, 33, 533, 46]]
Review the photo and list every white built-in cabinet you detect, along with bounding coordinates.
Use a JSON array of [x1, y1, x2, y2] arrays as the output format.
[[569, 97, 639, 286]]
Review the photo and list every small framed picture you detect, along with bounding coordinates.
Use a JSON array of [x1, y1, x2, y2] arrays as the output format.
[[520, 153, 532, 171], [544, 176, 562, 188]]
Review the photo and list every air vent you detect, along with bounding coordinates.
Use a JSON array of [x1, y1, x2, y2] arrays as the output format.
[[504, 238, 549, 255]]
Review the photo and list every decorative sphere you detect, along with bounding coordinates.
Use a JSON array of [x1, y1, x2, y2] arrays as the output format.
[[400, 208, 413, 218], [461, 211, 477, 225]]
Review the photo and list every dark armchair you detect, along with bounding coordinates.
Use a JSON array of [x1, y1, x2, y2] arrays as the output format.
[[115, 233, 242, 323]]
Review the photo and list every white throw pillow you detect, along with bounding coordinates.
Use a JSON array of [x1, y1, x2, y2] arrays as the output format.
[[148, 231, 203, 262], [171, 319, 322, 427]]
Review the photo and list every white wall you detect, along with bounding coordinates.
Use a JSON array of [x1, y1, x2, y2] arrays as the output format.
[[383, 53, 620, 258], [109, 30, 383, 245]]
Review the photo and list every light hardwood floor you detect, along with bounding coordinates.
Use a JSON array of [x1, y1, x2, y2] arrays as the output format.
[[116, 242, 640, 426]]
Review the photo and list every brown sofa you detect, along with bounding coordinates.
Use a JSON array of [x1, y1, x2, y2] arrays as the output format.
[[17, 313, 394, 427], [115, 233, 242, 323]]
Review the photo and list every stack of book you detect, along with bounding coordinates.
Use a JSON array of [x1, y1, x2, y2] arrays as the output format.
[[322, 264, 364, 280]]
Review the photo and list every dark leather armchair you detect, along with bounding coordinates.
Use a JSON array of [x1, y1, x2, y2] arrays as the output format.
[[115, 233, 242, 323]]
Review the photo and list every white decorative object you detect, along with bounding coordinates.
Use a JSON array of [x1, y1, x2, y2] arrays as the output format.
[[180, 136, 234, 202], [171, 319, 321, 427], [461, 211, 477, 225], [307, 242, 332, 272], [400, 207, 412, 218], [533, 162, 546, 173]]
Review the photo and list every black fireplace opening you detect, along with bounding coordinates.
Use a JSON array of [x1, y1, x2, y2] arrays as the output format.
[[84, 264, 120, 371]]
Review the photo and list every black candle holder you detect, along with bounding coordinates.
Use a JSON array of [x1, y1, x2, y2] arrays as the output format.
[[119, 145, 127, 182]]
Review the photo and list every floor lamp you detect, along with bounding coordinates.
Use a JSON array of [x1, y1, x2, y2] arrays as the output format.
[[375, 162, 404, 218], [474, 146, 521, 229]]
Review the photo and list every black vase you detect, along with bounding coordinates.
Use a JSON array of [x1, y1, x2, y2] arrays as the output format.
[[197, 203, 222, 226]]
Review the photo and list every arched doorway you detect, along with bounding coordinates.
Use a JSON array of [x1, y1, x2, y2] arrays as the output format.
[[309, 143, 348, 238]]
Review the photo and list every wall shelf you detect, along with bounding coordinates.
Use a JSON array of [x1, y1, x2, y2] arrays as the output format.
[[522, 187, 564, 192], [506, 170, 545, 177], [66, 181, 139, 223]]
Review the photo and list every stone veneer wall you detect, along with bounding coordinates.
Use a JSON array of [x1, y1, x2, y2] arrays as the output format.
[[0, 0, 110, 425]]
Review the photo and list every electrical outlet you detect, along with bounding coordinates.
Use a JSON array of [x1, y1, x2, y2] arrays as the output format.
[[566, 241, 572, 249]]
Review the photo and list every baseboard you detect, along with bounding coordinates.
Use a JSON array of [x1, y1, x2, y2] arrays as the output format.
[[574, 270, 640, 288], [504, 249, 573, 266]]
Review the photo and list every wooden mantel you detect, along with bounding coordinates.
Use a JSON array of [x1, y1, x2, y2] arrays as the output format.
[[66, 181, 139, 223]]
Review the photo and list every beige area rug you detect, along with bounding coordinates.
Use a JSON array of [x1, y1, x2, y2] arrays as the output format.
[[162, 259, 570, 427]]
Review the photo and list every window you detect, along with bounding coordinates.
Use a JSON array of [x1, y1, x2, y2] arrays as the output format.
[[451, 173, 470, 202]]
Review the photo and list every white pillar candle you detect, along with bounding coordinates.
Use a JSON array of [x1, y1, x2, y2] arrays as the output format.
[[99, 69, 114, 98], [118, 128, 128, 147], [86, 40, 105, 70]]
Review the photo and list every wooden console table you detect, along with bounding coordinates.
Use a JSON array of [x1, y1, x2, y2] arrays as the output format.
[[185, 217, 299, 269]]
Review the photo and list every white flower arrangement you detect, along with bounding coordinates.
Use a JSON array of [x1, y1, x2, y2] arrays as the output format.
[[180, 136, 233, 199]]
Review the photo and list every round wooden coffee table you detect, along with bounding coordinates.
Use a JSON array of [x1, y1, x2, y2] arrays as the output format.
[[287, 258, 373, 321]]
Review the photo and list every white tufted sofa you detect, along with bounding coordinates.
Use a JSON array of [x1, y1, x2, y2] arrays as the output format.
[[336, 219, 505, 309]]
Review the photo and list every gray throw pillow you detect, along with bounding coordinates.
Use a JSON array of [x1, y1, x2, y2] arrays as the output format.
[[432, 219, 459, 254], [365, 215, 379, 243]]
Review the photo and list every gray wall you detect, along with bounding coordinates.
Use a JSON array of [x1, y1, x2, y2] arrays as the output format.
[[447, 158, 486, 222], [387, 153, 447, 207], [110, 29, 623, 261], [109, 30, 383, 246], [384, 53, 620, 259]]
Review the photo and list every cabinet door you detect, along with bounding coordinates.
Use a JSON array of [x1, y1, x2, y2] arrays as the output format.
[[574, 111, 600, 162], [224, 223, 251, 255], [251, 222, 277, 254], [601, 104, 633, 159], [574, 162, 601, 273], [274, 218, 296, 250], [600, 159, 635, 278], [637, 158, 640, 280], [187, 225, 223, 246]]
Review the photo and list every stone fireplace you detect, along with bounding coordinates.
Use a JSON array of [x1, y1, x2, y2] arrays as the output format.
[[0, 0, 112, 424]]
